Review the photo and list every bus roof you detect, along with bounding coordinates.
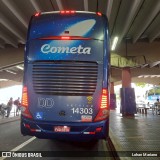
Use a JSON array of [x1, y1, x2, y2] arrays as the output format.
[[39, 11, 99, 15]]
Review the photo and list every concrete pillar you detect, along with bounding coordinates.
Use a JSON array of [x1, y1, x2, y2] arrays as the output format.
[[110, 82, 116, 110], [120, 67, 137, 117], [122, 68, 131, 87]]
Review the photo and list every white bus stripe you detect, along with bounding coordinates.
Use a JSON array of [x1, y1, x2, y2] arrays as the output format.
[[1, 137, 36, 160]]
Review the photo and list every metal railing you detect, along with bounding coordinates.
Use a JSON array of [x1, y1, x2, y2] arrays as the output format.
[[0, 105, 21, 119]]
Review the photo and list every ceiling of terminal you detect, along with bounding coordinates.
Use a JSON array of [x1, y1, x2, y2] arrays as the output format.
[[0, 0, 160, 88]]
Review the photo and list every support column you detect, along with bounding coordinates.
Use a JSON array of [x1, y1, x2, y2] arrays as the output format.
[[120, 68, 136, 117], [122, 68, 131, 88], [110, 82, 116, 110]]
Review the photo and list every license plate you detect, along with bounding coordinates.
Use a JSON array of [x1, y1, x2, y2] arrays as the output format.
[[54, 126, 70, 132]]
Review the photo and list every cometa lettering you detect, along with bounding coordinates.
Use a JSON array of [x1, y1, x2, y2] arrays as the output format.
[[41, 44, 91, 54]]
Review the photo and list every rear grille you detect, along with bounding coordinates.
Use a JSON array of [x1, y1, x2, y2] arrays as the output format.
[[32, 61, 98, 95]]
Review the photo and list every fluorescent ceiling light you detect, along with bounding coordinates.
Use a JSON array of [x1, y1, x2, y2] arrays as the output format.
[[16, 65, 24, 70], [6, 70, 17, 74], [138, 75, 143, 78], [0, 79, 8, 81], [111, 36, 118, 51], [138, 75, 160, 78]]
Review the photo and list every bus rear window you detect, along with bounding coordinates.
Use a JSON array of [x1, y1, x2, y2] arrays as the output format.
[[28, 13, 105, 41]]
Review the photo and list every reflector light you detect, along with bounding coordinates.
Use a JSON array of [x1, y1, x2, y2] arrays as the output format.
[[97, 12, 102, 16], [34, 12, 41, 17], [24, 124, 41, 132], [83, 132, 89, 134], [30, 129, 41, 132], [94, 108, 109, 122], [60, 10, 75, 14], [24, 124, 30, 128], [96, 127, 102, 132], [83, 132, 95, 134]]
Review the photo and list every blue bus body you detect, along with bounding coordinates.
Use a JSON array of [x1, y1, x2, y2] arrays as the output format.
[[21, 11, 110, 141], [147, 95, 160, 102], [145, 87, 160, 105]]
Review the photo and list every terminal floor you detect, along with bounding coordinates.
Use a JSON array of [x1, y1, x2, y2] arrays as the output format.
[[109, 109, 160, 160]]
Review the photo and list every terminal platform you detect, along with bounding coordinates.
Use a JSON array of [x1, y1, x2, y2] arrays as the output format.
[[109, 108, 160, 159]]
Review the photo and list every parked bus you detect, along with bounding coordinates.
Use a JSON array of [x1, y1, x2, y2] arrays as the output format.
[[145, 87, 160, 105], [21, 11, 110, 141]]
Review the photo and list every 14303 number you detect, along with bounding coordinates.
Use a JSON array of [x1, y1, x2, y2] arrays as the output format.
[[71, 108, 93, 114]]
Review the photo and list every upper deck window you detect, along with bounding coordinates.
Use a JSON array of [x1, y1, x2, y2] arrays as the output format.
[[28, 13, 105, 41]]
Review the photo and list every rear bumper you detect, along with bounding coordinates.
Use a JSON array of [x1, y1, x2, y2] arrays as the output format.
[[21, 116, 109, 141]]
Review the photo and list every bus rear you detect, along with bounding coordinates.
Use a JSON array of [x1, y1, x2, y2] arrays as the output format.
[[21, 11, 110, 141]]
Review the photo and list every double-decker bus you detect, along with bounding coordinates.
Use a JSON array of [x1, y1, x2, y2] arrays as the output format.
[[21, 11, 110, 141]]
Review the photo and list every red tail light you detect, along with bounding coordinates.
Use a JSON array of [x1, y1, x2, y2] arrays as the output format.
[[39, 36, 91, 40], [101, 89, 108, 108], [94, 89, 109, 122], [97, 12, 102, 16], [21, 87, 28, 107], [34, 12, 41, 17], [70, 10, 75, 14], [60, 10, 76, 14], [96, 127, 103, 132], [21, 86, 32, 119], [61, 36, 71, 40]]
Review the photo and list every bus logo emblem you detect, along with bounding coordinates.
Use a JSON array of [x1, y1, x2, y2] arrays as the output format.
[[87, 96, 93, 104], [59, 111, 66, 116], [38, 98, 54, 108], [41, 44, 91, 54]]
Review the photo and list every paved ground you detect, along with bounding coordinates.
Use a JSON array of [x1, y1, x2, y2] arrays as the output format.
[[0, 116, 20, 125], [109, 108, 160, 160], [0, 117, 113, 160]]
